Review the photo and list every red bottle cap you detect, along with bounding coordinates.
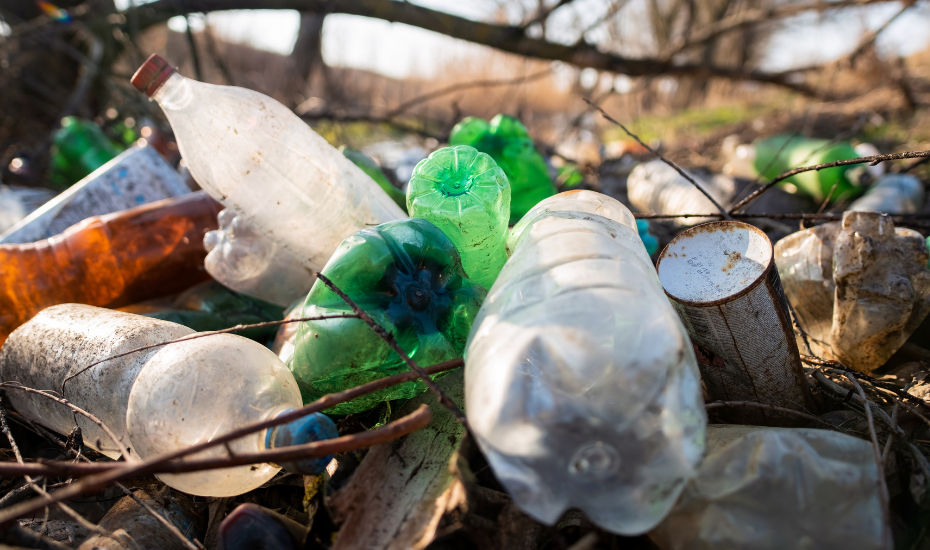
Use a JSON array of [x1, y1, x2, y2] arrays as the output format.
[[131, 54, 176, 97]]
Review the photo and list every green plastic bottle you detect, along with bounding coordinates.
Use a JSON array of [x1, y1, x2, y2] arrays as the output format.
[[49, 117, 121, 189], [289, 218, 487, 414], [449, 114, 555, 224], [752, 135, 865, 202], [128, 281, 284, 342], [407, 145, 510, 290], [340, 146, 407, 213]]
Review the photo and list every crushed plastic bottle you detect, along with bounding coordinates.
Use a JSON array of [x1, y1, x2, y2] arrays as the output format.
[[849, 173, 924, 214], [0, 304, 339, 496], [49, 116, 121, 189], [750, 135, 865, 201], [832, 211, 930, 371], [1, 146, 192, 244], [627, 160, 734, 225], [649, 425, 886, 550], [340, 146, 407, 212], [131, 54, 405, 277], [219, 503, 308, 550], [0, 184, 55, 234], [774, 212, 930, 372], [78, 486, 206, 550], [465, 190, 706, 535], [0, 191, 221, 345], [204, 209, 316, 307], [121, 280, 284, 342], [449, 114, 555, 224], [407, 145, 511, 289], [291, 218, 487, 414]]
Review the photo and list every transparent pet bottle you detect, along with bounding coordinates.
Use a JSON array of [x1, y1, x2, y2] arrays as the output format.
[[465, 190, 706, 535], [131, 54, 406, 275], [0, 304, 337, 497]]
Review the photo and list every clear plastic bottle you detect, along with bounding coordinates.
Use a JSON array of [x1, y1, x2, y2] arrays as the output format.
[[465, 190, 706, 535], [849, 173, 924, 214], [131, 54, 406, 275], [627, 160, 733, 225], [407, 145, 511, 289], [203, 209, 315, 307], [0, 304, 338, 497]]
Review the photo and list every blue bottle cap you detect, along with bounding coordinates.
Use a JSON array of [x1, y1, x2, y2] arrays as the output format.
[[265, 411, 339, 475]]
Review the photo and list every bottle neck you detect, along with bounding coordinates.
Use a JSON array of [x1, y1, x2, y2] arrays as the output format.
[[153, 73, 194, 112]]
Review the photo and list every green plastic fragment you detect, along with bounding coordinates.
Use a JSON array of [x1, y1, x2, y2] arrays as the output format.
[[290, 218, 487, 414], [407, 145, 510, 290], [140, 281, 284, 342], [49, 117, 121, 189], [340, 146, 408, 213], [449, 114, 556, 224]]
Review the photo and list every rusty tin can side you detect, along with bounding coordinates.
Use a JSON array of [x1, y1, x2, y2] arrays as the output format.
[[657, 221, 816, 426]]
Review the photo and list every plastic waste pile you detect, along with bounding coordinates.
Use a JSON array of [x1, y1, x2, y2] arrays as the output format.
[[1, 51, 927, 550]]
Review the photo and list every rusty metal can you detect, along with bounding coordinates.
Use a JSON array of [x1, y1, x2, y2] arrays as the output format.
[[656, 221, 816, 426]]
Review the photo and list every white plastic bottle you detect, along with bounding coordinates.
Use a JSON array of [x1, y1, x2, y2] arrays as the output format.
[[627, 159, 733, 225], [0, 304, 336, 497], [849, 173, 924, 214], [130, 54, 406, 275], [465, 190, 706, 535]]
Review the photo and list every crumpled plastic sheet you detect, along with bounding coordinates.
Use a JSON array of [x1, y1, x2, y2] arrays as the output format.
[[649, 425, 885, 550]]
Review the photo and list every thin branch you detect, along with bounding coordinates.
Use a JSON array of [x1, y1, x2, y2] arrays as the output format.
[[315, 272, 467, 424], [669, 0, 905, 55], [61, 314, 359, 394], [845, 373, 893, 550], [584, 99, 733, 219], [383, 69, 552, 120], [0, 385, 133, 462], [521, 0, 575, 30], [846, 0, 917, 66], [0, 405, 431, 522], [729, 150, 930, 213], [706, 400, 836, 428]]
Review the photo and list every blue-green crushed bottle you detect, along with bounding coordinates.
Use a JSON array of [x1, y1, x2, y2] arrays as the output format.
[[340, 146, 407, 213], [289, 218, 487, 414], [49, 117, 121, 189], [407, 145, 510, 290], [449, 114, 556, 224]]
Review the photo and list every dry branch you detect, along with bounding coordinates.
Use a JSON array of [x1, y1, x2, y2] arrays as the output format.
[[116, 0, 827, 97]]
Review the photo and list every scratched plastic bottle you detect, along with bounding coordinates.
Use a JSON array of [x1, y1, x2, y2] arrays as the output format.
[[131, 54, 405, 275], [465, 190, 706, 535], [407, 145, 511, 289], [0, 191, 221, 346], [0, 304, 339, 497]]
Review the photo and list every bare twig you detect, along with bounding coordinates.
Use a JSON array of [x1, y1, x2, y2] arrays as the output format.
[[60, 314, 359, 394], [845, 373, 892, 550], [0, 385, 134, 462], [728, 150, 930, 213], [705, 400, 832, 427], [0, 406, 432, 524], [314, 272, 467, 424], [584, 99, 733, 219]]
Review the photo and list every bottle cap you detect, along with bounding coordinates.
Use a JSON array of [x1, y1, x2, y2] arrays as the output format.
[[265, 411, 338, 475], [131, 54, 176, 97]]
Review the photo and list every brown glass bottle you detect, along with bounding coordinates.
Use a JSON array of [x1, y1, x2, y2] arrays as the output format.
[[0, 191, 221, 345]]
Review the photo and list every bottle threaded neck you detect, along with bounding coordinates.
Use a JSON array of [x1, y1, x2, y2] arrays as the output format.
[[131, 54, 177, 97]]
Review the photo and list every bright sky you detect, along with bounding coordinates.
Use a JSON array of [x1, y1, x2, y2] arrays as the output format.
[[114, 0, 930, 79]]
